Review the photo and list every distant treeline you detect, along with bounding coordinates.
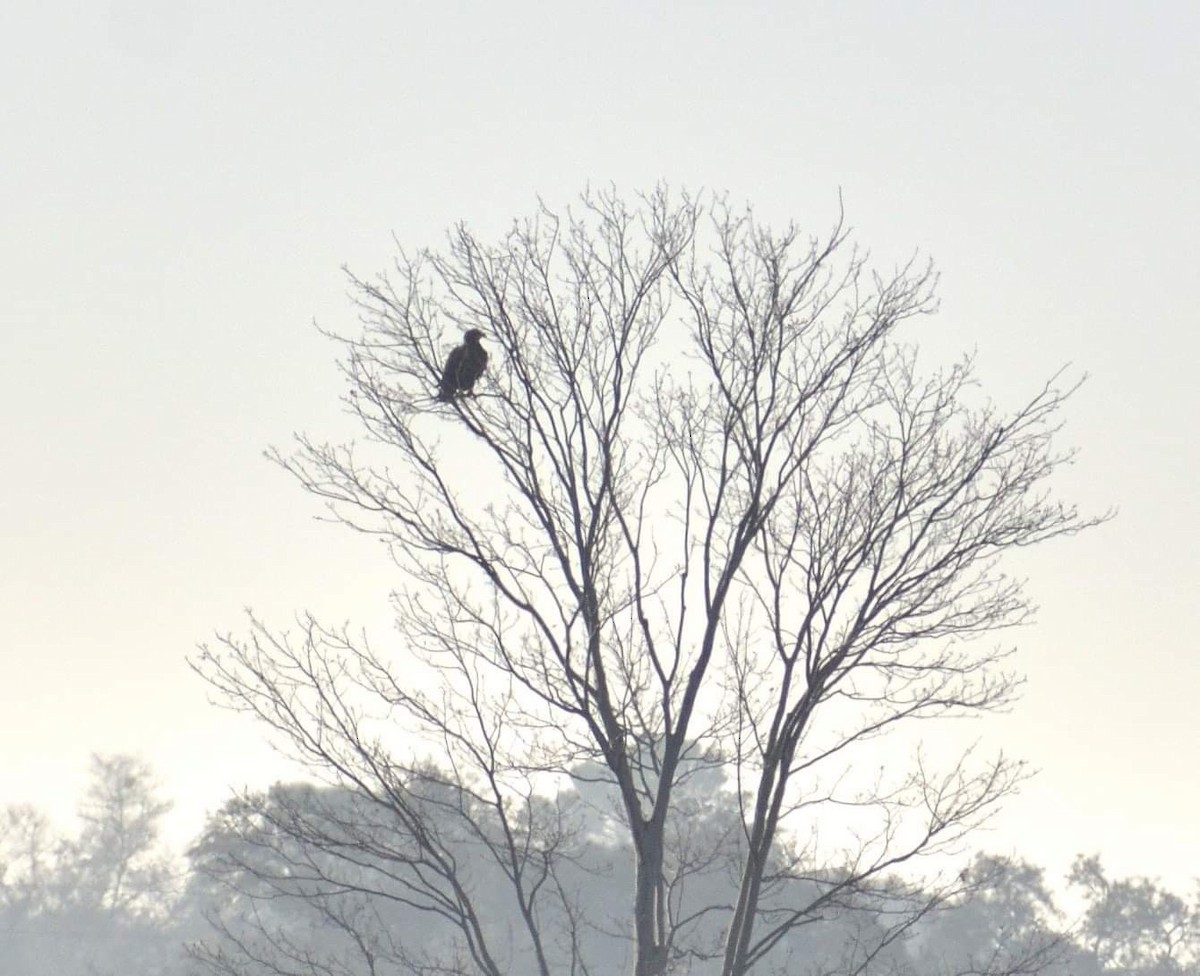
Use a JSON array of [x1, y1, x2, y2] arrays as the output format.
[[0, 754, 1195, 976]]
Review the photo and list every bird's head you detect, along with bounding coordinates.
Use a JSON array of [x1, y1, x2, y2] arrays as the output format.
[[464, 329, 486, 343]]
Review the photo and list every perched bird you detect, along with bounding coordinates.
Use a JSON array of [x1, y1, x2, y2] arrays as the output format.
[[436, 328, 489, 402]]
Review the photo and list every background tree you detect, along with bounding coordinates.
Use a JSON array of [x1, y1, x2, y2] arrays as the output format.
[[907, 854, 1069, 976], [63, 754, 176, 915], [0, 804, 57, 917], [1069, 855, 1199, 976], [0, 754, 185, 976], [195, 187, 1102, 976], [188, 767, 1052, 976]]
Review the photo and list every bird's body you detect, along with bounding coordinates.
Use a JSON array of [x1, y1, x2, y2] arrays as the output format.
[[436, 329, 489, 402]]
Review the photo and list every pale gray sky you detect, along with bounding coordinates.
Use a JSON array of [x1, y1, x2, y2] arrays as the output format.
[[2, 1, 1197, 893]]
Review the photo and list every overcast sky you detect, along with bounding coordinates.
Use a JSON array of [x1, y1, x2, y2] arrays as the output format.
[[2, 1, 1197, 894]]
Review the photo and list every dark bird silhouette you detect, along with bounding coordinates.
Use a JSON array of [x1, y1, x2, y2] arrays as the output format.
[[436, 329, 489, 402]]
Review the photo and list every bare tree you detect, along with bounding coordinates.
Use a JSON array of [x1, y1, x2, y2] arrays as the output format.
[[195, 187, 1103, 976]]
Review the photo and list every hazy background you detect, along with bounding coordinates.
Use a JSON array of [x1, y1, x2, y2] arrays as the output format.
[[2, 0, 1196, 892]]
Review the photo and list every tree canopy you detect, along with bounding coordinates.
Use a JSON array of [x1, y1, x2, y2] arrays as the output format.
[[192, 187, 1108, 976]]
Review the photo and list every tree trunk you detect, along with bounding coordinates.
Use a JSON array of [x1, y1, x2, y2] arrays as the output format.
[[633, 823, 668, 976]]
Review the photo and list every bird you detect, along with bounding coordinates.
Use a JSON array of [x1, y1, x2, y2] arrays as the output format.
[[436, 328, 489, 402]]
